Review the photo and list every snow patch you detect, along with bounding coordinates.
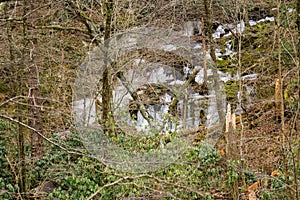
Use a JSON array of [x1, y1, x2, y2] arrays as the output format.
[[161, 44, 177, 51]]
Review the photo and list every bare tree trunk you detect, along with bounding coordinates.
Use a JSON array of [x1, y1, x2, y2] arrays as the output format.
[[275, 1, 291, 195], [116, 72, 153, 126], [296, 1, 300, 198], [17, 2, 29, 199], [242, 0, 249, 27], [23, 1, 43, 161], [276, 5, 284, 130], [297, 0, 300, 62], [102, 0, 115, 133], [275, 1, 285, 130], [4, 2, 27, 198], [225, 104, 239, 200], [17, 115, 26, 199], [237, 5, 246, 188], [202, 17, 208, 87], [203, 0, 225, 122], [29, 75, 43, 160]]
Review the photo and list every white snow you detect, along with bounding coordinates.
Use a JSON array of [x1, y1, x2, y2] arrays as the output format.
[[234, 20, 245, 34], [249, 20, 257, 26], [257, 16, 274, 23], [161, 44, 177, 51], [242, 74, 258, 81], [212, 25, 226, 39], [193, 43, 202, 49], [133, 58, 145, 65], [169, 80, 185, 85]]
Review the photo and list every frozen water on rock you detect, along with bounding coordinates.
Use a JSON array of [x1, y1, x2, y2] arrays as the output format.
[[213, 25, 226, 39], [73, 98, 96, 126], [161, 44, 177, 51], [215, 49, 223, 59], [183, 21, 202, 37], [183, 66, 192, 75], [234, 20, 245, 34], [249, 20, 257, 26], [258, 16, 274, 23], [74, 15, 272, 131], [193, 43, 202, 49], [225, 40, 235, 55], [242, 74, 258, 81], [133, 58, 145, 65], [161, 93, 172, 103], [169, 80, 185, 86], [219, 71, 233, 82]]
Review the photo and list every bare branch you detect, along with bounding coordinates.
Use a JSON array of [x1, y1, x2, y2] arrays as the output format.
[[31, 25, 88, 34], [0, 113, 104, 164]]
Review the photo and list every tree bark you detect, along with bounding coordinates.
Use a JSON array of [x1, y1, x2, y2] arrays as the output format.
[[116, 72, 153, 126], [202, 17, 208, 87], [24, 1, 43, 161], [101, 0, 115, 133], [297, 0, 300, 60], [17, 114, 26, 199], [203, 0, 225, 123], [297, 0, 300, 110]]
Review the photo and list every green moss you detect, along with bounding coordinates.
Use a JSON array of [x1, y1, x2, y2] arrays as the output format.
[[216, 59, 230, 68], [216, 58, 235, 74], [225, 80, 239, 102], [0, 83, 8, 93]]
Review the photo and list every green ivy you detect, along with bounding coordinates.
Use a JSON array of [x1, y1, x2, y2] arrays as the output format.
[[0, 119, 16, 200]]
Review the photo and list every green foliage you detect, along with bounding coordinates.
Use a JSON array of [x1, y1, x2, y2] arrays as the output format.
[[49, 176, 99, 200], [225, 160, 239, 189], [284, 77, 299, 112], [150, 143, 224, 199], [31, 131, 227, 199], [0, 119, 16, 200], [31, 133, 99, 199], [216, 58, 232, 73], [259, 173, 289, 200]]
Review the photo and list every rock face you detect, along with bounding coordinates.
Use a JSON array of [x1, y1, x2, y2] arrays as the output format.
[[128, 83, 174, 120], [74, 27, 250, 134], [111, 61, 226, 133], [183, 21, 202, 36]]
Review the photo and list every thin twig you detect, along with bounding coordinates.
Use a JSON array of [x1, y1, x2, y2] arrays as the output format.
[[87, 174, 147, 200], [88, 173, 210, 200], [32, 25, 88, 34], [0, 113, 104, 164]]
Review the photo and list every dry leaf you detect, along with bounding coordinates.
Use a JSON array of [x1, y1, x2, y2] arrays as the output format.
[[271, 169, 279, 177], [248, 181, 260, 191], [218, 149, 225, 157], [248, 181, 260, 200], [248, 190, 257, 200]]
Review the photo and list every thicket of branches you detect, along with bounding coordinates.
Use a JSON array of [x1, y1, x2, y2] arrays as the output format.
[[0, 0, 299, 199]]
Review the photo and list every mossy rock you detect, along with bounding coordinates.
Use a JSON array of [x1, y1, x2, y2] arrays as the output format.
[[225, 80, 239, 103], [216, 59, 234, 73]]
